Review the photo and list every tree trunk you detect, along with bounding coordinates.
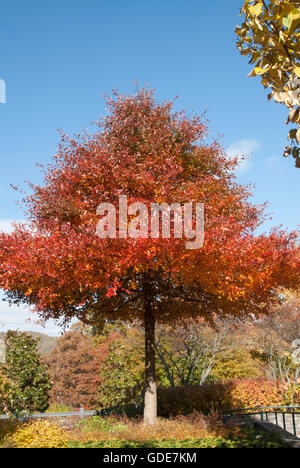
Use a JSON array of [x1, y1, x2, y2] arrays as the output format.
[[143, 282, 157, 425]]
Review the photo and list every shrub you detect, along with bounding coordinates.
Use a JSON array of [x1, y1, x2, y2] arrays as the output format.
[[70, 412, 240, 444], [6, 420, 69, 448], [0, 420, 18, 446], [157, 383, 233, 416], [229, 378, 286, 409], [46, 403, 73, 413], [157, 378, 294, 416], [0, 370, 11, 414]]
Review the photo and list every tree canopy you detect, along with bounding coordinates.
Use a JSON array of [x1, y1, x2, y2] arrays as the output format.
[[0, 89, 298, 322]]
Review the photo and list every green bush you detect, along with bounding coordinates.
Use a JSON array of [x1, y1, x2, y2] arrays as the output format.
[[3, 331, 51, 418]]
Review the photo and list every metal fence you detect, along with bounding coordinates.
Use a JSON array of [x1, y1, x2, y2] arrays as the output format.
[[0, 407, 98, 421], [223, 405, 300, 437], [1, 405, 300, 437]]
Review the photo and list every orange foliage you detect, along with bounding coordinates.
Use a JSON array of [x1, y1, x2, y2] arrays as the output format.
[[157, 378, 296, 416], [71, 412, 239, 443], [0, 88, 298, 327], [47, 324, 104, 408], [229, 378, 286, 409]]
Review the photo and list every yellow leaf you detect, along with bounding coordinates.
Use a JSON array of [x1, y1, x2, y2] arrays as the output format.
[[249, 2, 263, 17], [294, 66, 300, 78], [283, 8, 300, 33], [253, 66, 270, 76]]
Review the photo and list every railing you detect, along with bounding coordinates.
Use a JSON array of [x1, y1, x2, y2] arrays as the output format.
[[0, 403, 136, 421], [1, 405, 300, 437], [223, 406, 300, 437], [0, 407, 98, 421]]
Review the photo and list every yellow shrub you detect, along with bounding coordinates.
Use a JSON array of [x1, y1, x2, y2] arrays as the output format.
[[0, 370, 11, 413], [8, 420, 69, 448]]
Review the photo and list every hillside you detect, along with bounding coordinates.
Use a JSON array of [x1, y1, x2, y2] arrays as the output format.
[[0, 331, 57, 356]]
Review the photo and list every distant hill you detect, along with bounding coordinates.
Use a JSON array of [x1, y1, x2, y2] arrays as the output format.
[[0, 331, 58, 356]]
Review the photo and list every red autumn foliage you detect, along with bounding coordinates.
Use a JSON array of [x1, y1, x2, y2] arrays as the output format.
[[0, 88, 299, 422]]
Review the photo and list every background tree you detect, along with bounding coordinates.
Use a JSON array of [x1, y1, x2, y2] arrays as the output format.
[[211, 336, 265, 381], [96, 319, 230, 408], [155, 318, 236, 387], [3, 331, 51, 417], [236, 0, 300, 168], [0, 88, 298, 424], [97, 321, 146, 410], [47, 323, 102, 408], [91, 318, 267, 409], [250, 289, 300, 400]]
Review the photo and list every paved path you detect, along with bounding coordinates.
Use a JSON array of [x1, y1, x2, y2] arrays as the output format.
[[227, 412, 300, 448], [251, 412, 300, 437], [254, 420, 300, 449]]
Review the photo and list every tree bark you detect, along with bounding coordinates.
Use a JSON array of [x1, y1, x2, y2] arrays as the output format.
[[143, 281, 157, 425]]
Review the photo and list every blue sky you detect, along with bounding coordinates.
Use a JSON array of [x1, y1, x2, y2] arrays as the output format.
[[0, 0, 299, 336]]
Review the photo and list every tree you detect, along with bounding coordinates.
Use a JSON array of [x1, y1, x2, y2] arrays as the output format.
[[47, 323, 103, 408], [97, 321, 146, 410], [3, 331, 51, 417], [236, 0, 300, 168], [250, 289, 300, 400], [155, 318, 235, 387], [0, 88, 299, 424], [212, 345, 265, 381]]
